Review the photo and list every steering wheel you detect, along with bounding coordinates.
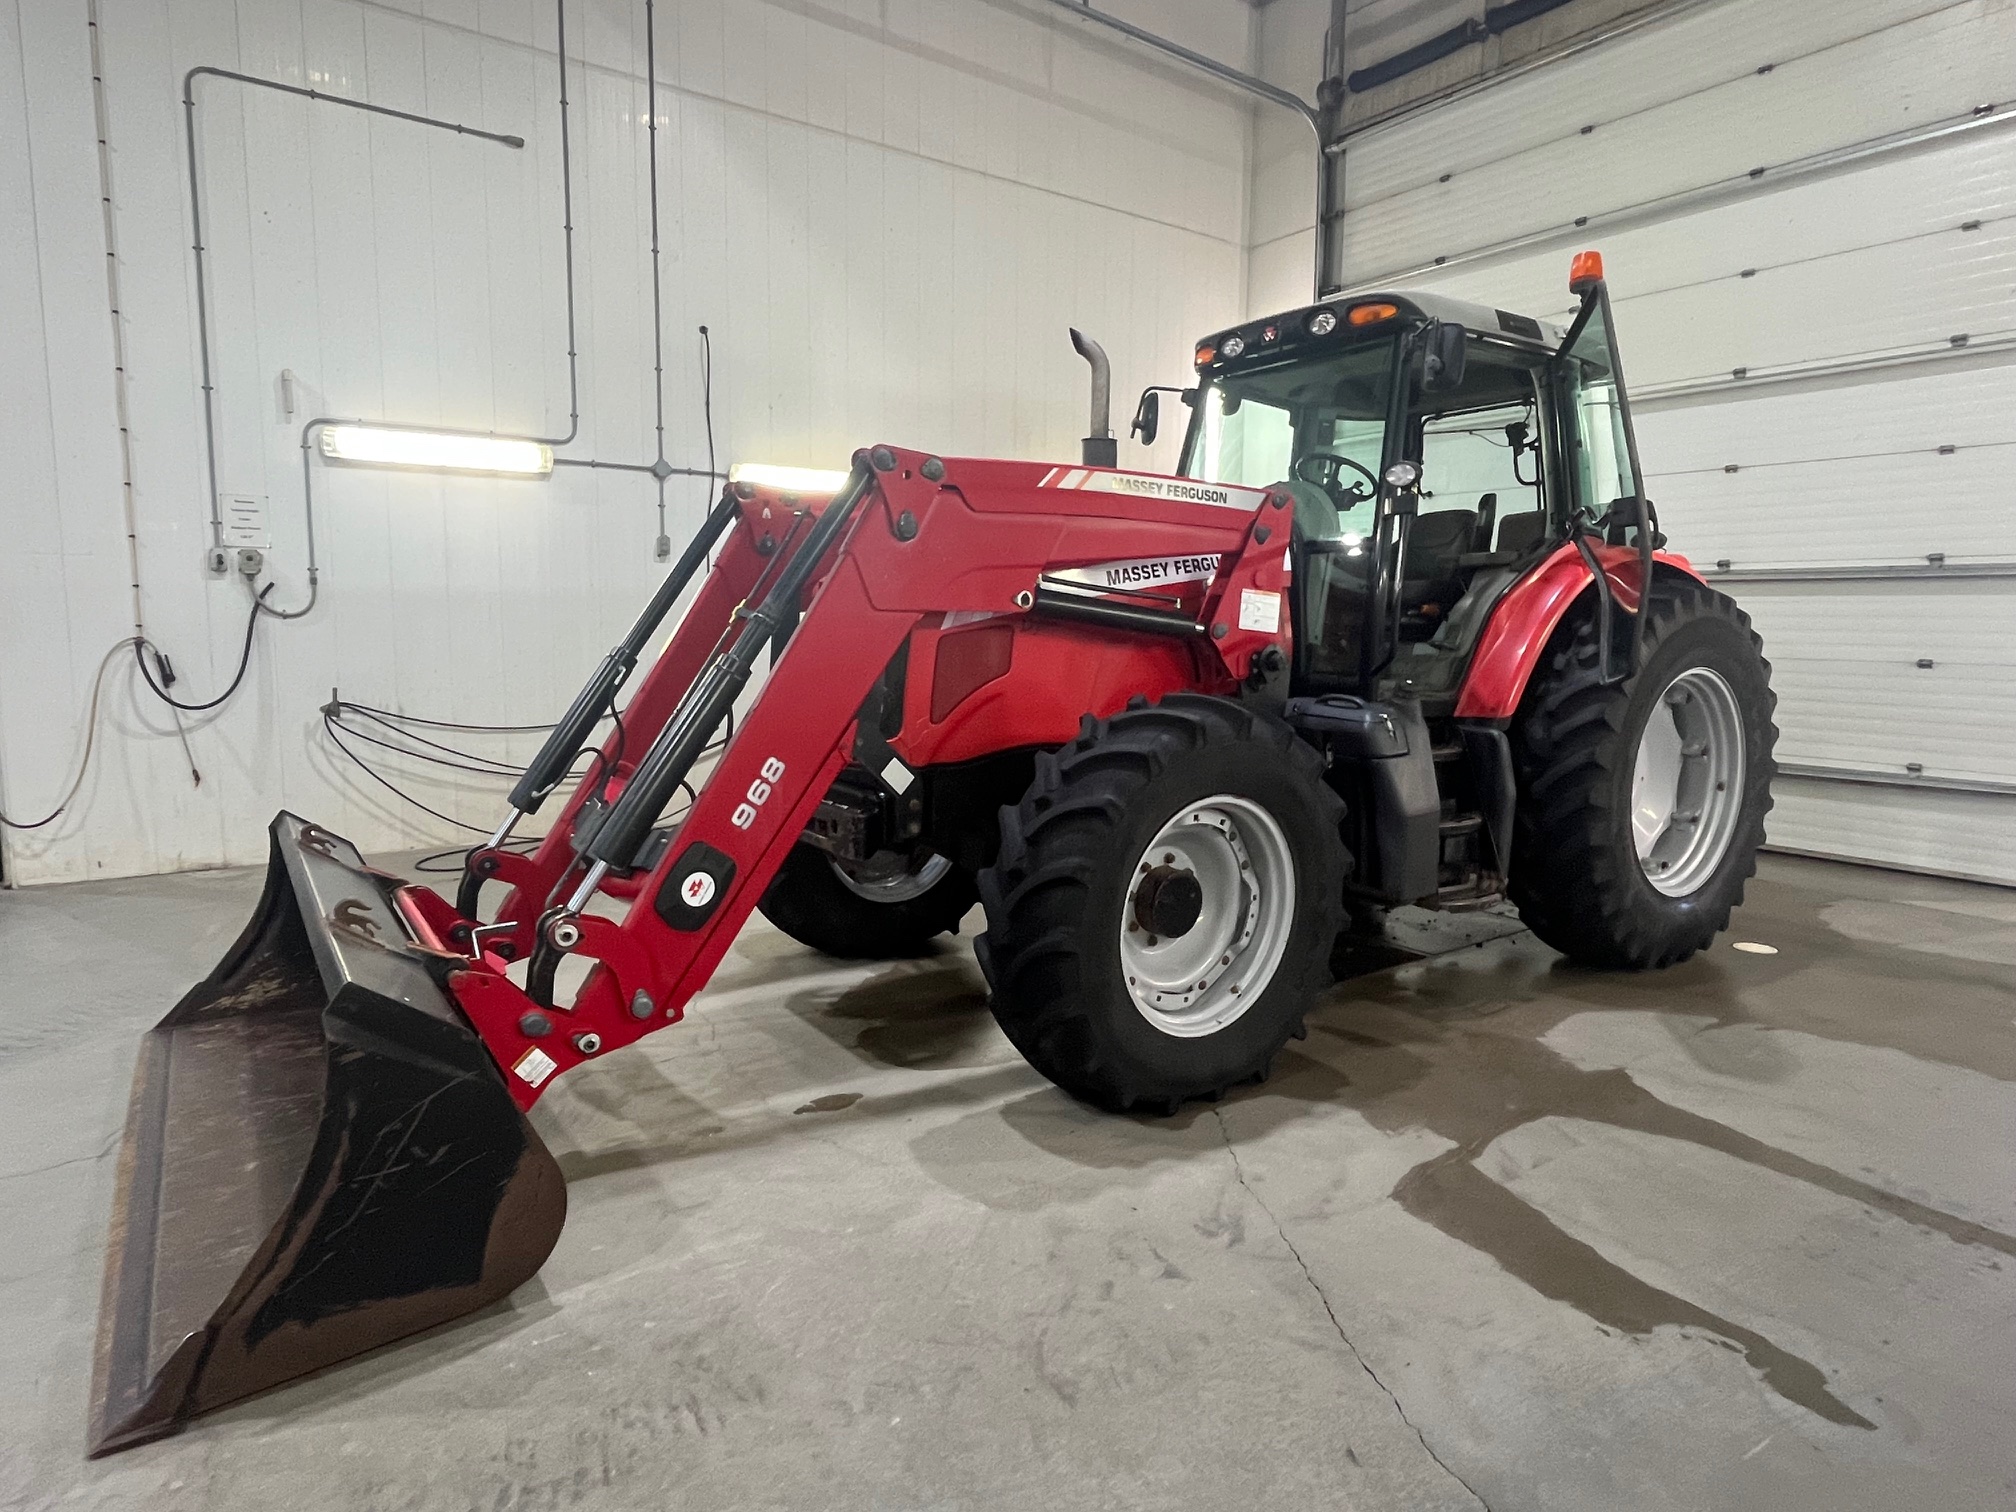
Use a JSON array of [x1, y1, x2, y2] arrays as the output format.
[[1294, 451, 1378, 507]]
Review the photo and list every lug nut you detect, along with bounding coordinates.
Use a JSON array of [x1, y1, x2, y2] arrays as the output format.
[[518, 1011, 553, 1038]]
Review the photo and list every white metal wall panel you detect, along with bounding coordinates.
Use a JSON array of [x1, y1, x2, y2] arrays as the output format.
[[1245, 0, 2003, 311], [1334, 0, 2010, 272], [1637, 364, 2016, 569], [1737, 581, 2016, 783], [0, 0, 1256, 884], [1767, 780, 2016, 887]]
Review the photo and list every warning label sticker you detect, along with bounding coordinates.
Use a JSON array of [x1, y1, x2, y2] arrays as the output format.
[[1238, 588, 1282, 634], [1048, 553, 1227, 592], [1038, 466, 1268, 513], [513, 1046, 559, 1088]]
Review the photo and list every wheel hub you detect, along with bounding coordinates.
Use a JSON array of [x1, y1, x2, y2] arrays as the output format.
[[1132, 865, 1204, 939], [828, 850, 952, 903], [1631, 666, 1746, 897], [1118, 796, 1297, 1038]]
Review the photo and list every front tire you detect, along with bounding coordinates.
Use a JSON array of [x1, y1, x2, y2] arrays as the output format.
[[1508, 577, 1777, 968], [977, 695, 1346, 1114], [758, 843, 976, 959]]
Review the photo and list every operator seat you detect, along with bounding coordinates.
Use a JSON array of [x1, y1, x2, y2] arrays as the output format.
[[1399, 506, 1478, 637], [1495, 509, 1547, 555]]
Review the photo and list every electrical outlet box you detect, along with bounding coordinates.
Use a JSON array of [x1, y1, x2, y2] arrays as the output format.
[[235, 547, 265, 577], [205, 546, 232, 577]]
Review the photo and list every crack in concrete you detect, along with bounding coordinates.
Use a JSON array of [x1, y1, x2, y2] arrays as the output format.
[[0, 1134, 119, 1183], [1214, 1109, 1488, 1511]]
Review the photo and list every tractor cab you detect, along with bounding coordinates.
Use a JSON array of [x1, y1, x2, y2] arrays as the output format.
[[1167, 273, 1646, 712]]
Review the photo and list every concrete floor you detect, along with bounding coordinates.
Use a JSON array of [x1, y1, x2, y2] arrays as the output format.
[[2, 852, 2013, 1511]]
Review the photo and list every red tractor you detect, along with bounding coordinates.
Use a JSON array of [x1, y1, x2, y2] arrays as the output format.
[[90, 254, 1775, 1452]]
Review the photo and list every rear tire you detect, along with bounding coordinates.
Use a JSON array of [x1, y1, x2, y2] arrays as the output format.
[[977, 694, 1346, 1114], [758, 843, 976, 959], [1508, 577, 1777, 968]]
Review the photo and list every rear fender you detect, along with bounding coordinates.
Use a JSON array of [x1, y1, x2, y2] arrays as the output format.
[[1454, 542, 1703, 720]]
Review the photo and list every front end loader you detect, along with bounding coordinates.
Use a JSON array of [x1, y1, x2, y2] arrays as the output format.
[[90, 253, 1776, 1452]]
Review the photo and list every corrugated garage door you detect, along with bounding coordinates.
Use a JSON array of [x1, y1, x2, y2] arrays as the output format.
[[1328, 0, 2016, 883]]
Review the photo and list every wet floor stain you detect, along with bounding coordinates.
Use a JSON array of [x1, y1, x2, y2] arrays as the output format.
[[1283, 886, 2016, 1430], [794, 1092, 863, 1115], [788, 957, 1013, 1071]]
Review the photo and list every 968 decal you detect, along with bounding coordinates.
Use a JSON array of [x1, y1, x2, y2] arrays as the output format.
[[730, 757, 786, 829]]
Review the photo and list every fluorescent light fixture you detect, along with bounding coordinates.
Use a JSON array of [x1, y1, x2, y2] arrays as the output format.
[[319, 425, 553, 476], [727, 461, 851, 494]]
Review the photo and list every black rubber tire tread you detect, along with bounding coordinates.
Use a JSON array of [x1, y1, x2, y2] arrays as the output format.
[[1507, 575, 1778, 969], [977, 693, 1346, 1114], [758, 842, 977, 959]]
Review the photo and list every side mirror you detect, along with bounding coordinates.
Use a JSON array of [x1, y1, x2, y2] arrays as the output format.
[[1421, 320, 1467, 393], [1130, 389, 1160, 446]]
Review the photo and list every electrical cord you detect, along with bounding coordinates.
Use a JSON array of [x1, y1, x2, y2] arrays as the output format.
[[0, 641, 127, 829], [134, 585, 267, 712], [7, 578, 290, 829], [326, 701, 587, 777], [700, 325, 716, 486], [330, 700, 559, 734], [320, 707, 536, 835], [414, 837, 542, 874], [254, 574, 318, 619]]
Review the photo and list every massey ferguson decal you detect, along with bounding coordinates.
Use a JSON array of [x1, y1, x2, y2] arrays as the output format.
[[1048, 553, 1227, 591], [1037, 467, 1269, 513]]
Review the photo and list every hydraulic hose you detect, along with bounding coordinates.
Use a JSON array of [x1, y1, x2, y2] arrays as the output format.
[[505, 486, 739, 817], [579, 458, 875, 874]]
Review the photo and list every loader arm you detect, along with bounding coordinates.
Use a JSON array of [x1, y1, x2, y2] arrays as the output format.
[[453, 483, 824, 951], [433, 446, 1296, 1110]]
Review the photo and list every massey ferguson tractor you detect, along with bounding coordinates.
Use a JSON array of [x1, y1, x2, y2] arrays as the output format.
[[90, 253, 1775, 1452]]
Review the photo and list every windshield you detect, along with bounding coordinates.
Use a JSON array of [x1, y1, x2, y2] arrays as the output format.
[[1179, 339, 1396, 545]]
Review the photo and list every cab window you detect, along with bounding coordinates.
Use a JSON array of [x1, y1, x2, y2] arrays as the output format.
[[1415, 344, 1549, 565]]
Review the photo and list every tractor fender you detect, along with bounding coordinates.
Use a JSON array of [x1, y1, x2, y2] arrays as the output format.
[[1454, 542, 1704, 721]]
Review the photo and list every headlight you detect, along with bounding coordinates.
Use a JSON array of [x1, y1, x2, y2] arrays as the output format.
[[1219, 334, 1247, 359], [1383, 461, 1421, 489], [1306, 308, 1338, 336]]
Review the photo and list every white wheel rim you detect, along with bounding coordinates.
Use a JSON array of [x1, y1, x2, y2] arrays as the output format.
[[1118, 795, 1296, 1038], [829, 851, 952, 903], [1631, 666, 1746, 897]]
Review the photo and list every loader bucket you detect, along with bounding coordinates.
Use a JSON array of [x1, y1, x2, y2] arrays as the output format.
[[87, 813, 566, 1456]]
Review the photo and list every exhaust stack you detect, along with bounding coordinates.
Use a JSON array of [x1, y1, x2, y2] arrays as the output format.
[[1069, 328, 1117, 468]]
